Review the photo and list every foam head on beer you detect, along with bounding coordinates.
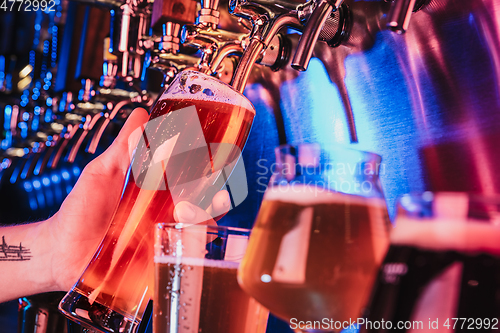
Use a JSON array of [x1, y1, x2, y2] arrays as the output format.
[[127, 71, 253, 221], [392, 192, 500, 256]]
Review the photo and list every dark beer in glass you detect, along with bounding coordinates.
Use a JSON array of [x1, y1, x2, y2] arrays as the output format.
[[362, 192, 500, 333]]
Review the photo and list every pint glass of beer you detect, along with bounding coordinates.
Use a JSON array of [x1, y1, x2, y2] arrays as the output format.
[[153, 223, 269, 333], [59, 70, 255, 333], [238, 143, 391, 332], [361, 192, 500, 333]]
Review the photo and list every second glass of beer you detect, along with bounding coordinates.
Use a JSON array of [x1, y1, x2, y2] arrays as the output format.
[[153, 223, 269, 333], [59, 70, 256, 333], [237, 143, 391, 332]]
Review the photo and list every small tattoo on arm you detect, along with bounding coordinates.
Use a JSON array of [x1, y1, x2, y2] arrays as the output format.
[[1, 236, 32, 261]]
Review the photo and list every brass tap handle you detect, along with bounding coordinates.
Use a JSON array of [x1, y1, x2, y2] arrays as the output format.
[[198, 0, 221, 28]]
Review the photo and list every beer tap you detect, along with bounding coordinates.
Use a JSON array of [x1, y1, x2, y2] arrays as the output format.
[[100, 38, 119, 89], [295, 0, 361, 143], [118, 0, 137, 79], [109, 0, 153, 84], [31, 29, 143, 173], [229, 0, 302, 92], [181, 24, 244, 77], [76, 5, 159, 158], [292, 0, 344, 71], [183, 0, 295, 85], [146, 0, 200, 84], [229, 0, 358, 142], [198, 0, 221, 29], [55, 4, 157, 162], [181, 0, 246, 80], [228, 0, 352, 91], [158, 21, 181, 54], [149, 22, 200, 85], [0, 2, 153, 226]]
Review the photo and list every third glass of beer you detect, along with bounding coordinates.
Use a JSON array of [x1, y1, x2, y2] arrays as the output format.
[[238, 143, 391, 332], [361, 192, 500, 333]]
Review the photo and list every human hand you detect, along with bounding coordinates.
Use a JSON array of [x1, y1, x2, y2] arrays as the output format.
[[46, 108, 150, 291], [47, 108, 231, 292]]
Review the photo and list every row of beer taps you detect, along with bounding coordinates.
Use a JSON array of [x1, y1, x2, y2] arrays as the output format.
[[0, 0, 430, 217]]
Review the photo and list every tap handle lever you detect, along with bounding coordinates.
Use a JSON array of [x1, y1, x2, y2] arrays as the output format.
[[291, 0, 344, 71]]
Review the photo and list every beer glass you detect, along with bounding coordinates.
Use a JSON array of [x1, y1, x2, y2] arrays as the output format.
[[237, 143, 391, 332], [18, 292, 87, 333], [154, 223, 269, 333], [59, 70, 256, 333], [361, 192, 500, 333]]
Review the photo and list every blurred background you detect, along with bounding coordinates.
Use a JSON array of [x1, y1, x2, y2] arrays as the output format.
[[1, 0, 500, 332]]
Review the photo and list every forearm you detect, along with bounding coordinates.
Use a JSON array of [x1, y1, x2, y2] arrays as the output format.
[[0, 220, 56, 303]]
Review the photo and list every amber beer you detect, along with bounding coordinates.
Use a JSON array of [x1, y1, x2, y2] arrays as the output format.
[[59, 71, 255, 331], [238, 185, 390, 326], [154, 257, 268, 333]]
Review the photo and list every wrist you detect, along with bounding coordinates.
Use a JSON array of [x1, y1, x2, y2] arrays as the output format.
[[0, 219, 58, 303], [39, 216, 61, 292]]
